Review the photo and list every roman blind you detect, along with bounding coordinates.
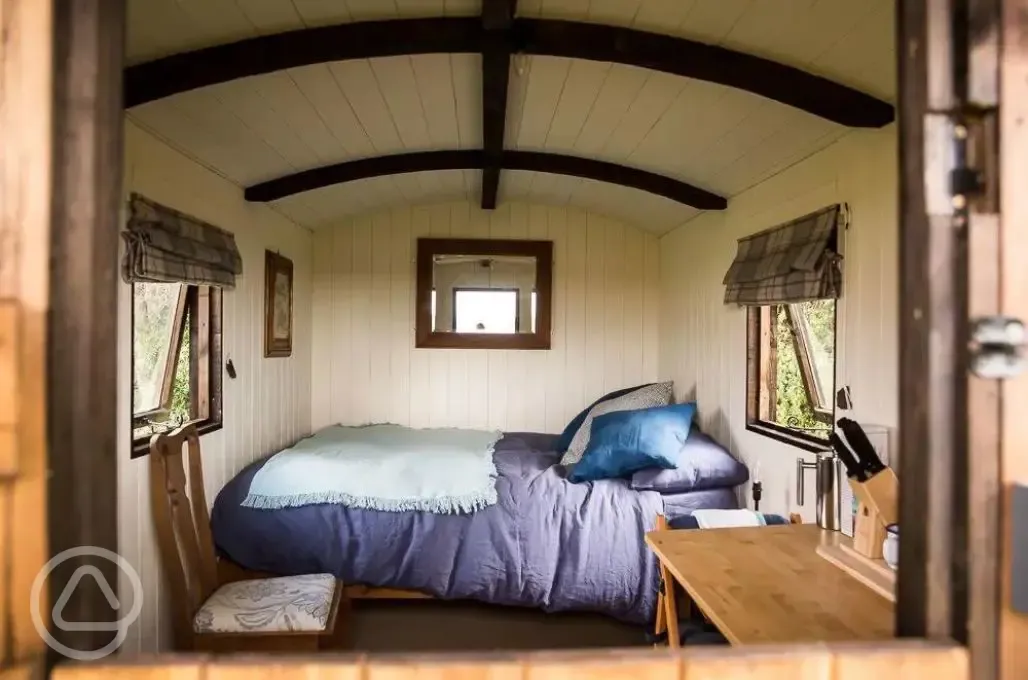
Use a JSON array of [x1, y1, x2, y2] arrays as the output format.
[[722, 204, 842, 306], [122, 193, 243, 288]]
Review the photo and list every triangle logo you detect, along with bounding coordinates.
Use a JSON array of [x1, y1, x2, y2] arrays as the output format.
[[52, 565, 122, 632]]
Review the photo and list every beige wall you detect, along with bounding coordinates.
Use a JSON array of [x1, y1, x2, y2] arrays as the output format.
[[311, 202, 661, 434], [117, 121, 314, 652], [659, 126, 898, 520]]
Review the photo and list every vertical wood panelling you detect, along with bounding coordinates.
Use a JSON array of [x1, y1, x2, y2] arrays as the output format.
[[389, 208, 413, 427], [658, 127, 897, 520], [313, 201, 660, 433], [118, 121, 313, 652]]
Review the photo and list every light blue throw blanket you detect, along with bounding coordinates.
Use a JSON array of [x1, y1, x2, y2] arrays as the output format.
[[242, 424, 502, 514]]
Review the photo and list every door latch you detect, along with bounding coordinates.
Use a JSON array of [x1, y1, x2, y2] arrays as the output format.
[[970, 316, 1027, 379]]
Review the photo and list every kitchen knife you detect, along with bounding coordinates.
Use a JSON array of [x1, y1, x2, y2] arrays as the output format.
[[829, 432, 867, 482], [837, 417, 887, 477]]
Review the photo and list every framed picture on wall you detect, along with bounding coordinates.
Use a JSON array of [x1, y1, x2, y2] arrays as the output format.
[[264, 250, 293, 358]]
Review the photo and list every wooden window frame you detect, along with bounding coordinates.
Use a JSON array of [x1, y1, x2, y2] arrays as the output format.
[[130, 284, 223, 457], [745, 302, 838, 453]]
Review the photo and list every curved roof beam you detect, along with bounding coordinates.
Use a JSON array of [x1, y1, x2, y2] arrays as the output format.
[[243, 149, 728, 211], [124, 18, 893, 128]]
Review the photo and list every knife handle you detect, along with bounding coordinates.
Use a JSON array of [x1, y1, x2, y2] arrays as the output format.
[[837, 418, 886, 475], [830, 432, 865, 481]]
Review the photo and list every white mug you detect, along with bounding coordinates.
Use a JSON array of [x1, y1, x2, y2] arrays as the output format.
[[882, 523, 899, 570]]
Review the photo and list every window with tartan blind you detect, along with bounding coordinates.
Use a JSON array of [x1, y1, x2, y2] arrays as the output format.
[[124, 194, 240, 456], [723, 204, 844, 450]]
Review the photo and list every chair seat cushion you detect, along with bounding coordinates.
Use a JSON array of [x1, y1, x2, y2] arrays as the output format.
[[193, 573, 336, 634]]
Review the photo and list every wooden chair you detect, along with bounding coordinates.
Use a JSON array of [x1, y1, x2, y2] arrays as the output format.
[[149, 424, 348, 652], [652, 511, 802, 646]]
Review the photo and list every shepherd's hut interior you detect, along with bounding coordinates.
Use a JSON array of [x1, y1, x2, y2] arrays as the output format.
[[115, 0, 899, 654], [9, 1, 1025, 675]]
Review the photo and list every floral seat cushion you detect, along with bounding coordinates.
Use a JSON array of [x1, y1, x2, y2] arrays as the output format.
[[193, 573, 336, 634]]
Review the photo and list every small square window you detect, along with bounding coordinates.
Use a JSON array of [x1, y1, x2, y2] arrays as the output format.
[[746, 300, 836, 448]]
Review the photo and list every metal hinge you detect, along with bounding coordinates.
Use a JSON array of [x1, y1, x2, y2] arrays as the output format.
[[970, 316, 1027, 379]]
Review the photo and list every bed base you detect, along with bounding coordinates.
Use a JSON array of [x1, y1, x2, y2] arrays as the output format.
[[217, 557, 434, 600]]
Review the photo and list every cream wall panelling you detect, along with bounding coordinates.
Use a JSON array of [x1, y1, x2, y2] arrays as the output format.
[[658, 125, 898, 522], [311, 201, 661, 435], [117, 120, 314, 654]]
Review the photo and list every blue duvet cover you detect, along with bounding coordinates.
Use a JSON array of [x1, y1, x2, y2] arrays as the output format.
[[211, 432, 737, 624]]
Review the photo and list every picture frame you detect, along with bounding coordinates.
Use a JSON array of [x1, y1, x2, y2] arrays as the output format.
[[264, 250, 293, 357]]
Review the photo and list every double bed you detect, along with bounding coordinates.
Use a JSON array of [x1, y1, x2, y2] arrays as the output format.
[[211, 430, 741, 625]]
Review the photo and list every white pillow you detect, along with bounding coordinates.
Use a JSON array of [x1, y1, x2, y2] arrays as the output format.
[[559, 381, 674, 468]]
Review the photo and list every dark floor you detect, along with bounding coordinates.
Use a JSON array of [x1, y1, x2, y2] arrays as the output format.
[[348, 600, 649, 652]]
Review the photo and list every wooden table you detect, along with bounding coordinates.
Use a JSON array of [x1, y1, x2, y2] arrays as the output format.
[[645, 523, 894, 646]]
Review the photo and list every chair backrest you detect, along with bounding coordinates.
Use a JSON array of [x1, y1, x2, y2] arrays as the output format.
[[149, 424, 219, 646]]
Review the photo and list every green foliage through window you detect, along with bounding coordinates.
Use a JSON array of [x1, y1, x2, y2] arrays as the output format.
[[751, 300, 836, 442], [132, 283, 208, 445]]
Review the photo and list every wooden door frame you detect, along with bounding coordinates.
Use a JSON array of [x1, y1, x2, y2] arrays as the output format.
[[1, 0, 1022, 677], [45, 0, 125, 663], [999, 2, 1028, 677]]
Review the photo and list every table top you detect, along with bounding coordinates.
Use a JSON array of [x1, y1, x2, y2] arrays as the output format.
[[645, 523, 894, 645]]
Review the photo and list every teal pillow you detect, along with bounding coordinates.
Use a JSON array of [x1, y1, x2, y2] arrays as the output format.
[[568, 401, 697, 483], [554, 383, 654, 453]]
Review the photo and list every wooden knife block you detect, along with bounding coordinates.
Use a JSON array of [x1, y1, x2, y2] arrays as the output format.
[[848, 467, 899, 559]]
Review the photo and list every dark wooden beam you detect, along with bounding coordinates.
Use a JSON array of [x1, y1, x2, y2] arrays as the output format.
[[244, 148, 727, 211], [514, 19, 894, 128], [123, 18, 481, 108], [124, 19, 894, 128], [502, 150, 726, 210], [480, 0, 517, 209], [245, 150, 482, 202]]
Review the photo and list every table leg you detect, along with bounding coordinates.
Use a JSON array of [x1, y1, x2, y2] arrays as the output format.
[[659, 563, 680, 649], [654, 587, 667, 641]]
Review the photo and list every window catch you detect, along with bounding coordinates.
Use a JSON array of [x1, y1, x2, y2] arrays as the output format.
[[970, 316, 1027, 379]]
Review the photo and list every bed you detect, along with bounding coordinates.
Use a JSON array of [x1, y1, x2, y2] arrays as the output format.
[[210, 431, 740, 625]]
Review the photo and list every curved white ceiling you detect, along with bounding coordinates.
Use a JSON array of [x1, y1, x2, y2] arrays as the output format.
[[125, 0, 895, 233]]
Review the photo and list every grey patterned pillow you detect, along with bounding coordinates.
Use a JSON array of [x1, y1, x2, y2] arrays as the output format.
[[559, 381, 675, 468]]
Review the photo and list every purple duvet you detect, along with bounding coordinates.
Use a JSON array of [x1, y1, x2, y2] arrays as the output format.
[[210, 432, 737, 624]]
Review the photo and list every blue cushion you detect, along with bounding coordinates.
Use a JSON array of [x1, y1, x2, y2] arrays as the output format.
[[568, 402, 697, 483], [630, 431, 749, 494], [554, 383, 654, 453]]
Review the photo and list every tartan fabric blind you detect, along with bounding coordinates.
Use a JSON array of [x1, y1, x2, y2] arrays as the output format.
[[122, 193, 243, 288], [722, 204, 842, 306]]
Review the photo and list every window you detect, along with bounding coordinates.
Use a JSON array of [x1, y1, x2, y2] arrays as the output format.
[[453, 288, 518, 333], [530, 290, 537, 333], [132, 282, 222, 455], [746, 299, 836, 449]]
